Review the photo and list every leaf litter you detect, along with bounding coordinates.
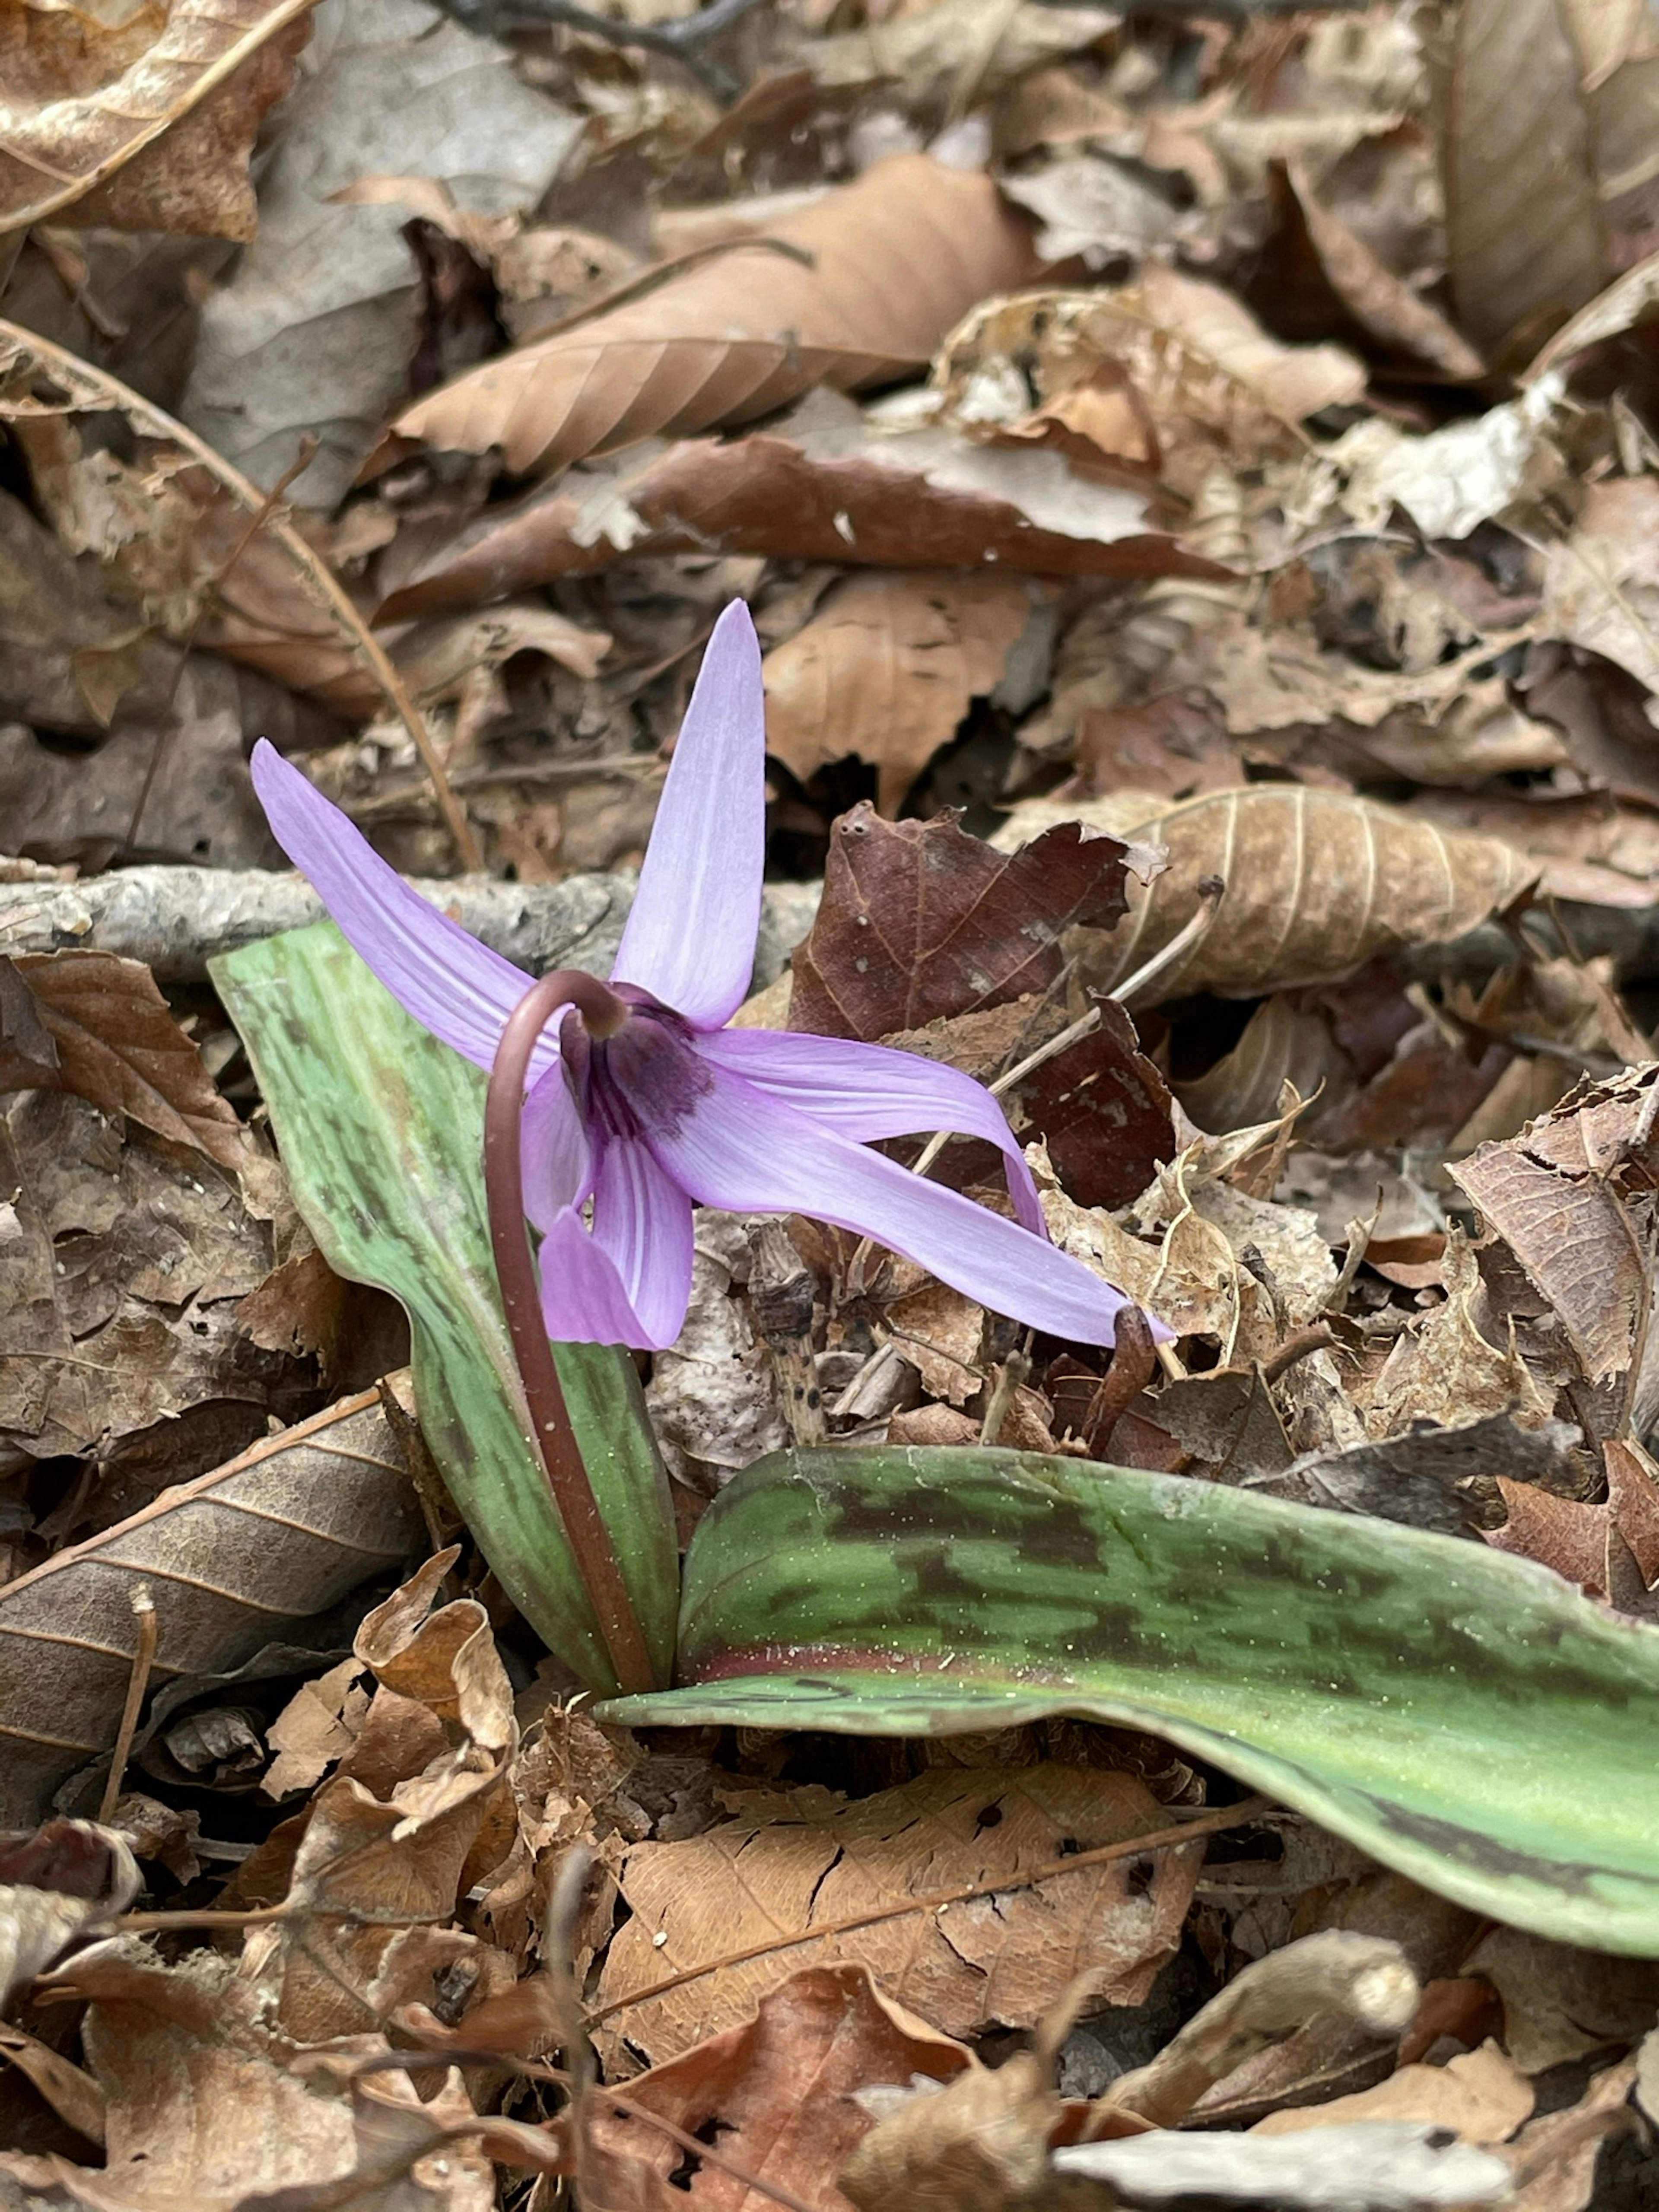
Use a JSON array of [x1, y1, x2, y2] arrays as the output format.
[[9, 0, 1659, 2204]]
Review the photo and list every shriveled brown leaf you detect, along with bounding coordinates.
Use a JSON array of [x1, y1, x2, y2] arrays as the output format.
[[1252, 2042, 1532, 2146], [1444, 0, 1609, 359], [0, 952, 249, 1171], [1283, 160, 1485, 381], [1466, 1924, 1659, 2073], [0, 1821, 139, 2012], [1016, 999, 1178, 1213], [764, 570, 1041, 814], [1364, 1229, 1555, 1442], [1450, 1062, 1659, 1439], [791, 804, 1156, 1041], [375, 394, 1226, 623], [0, 1392, 421, 1825], [0, 0, 311, 238], [595, 1765, 1200, 2071], [23, 1941, 508, 2210], [1105, 1931, 1420, 2127], [794, 0, 1118, 111], [839, 2039, 1130, 2212], [934, 271, 1365, 492], [397, 155, 1044, 476], [1502, 2056, 1637, 2212], [1541, 475, 1659, 695], [0, 1087, 331, 1487], [1046, 786, 1538, 1003], [590, 1964, 972, 2212]]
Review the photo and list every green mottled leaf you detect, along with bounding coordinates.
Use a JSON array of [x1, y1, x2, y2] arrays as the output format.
[[601, 1446, 1659, 1952], [213, 922, 676, 1693]]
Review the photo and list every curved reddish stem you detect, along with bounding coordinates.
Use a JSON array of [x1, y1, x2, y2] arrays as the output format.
[[483, 970, 657, 1696]]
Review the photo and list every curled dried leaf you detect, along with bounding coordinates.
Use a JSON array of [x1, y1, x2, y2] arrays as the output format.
[[0, 0, 311, 237], [1102, 1931, 1419, 2127], [1039, 786, 1538, 1002]]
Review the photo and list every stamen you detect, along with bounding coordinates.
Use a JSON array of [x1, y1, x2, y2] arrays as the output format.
[[483, 969, 657, 1697]]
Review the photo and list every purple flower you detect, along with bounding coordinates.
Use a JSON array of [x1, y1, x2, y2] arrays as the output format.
[[251, 603, 1160, 1353]]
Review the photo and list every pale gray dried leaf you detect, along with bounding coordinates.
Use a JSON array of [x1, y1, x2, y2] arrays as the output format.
[[1055, 2122, 1511, 2210], [181, 0, 582, 503]]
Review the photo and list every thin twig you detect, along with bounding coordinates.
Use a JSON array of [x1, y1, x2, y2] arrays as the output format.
[[483, 972, 658, 1695], [1110, 875, 1227, 1007], [546, 1844, 597, 2210], [979, 1345, 1030, 1445], [590, 1796, 1272, 2024], [0, 320, 481, 870], [96, 1585, 156, 1824], [502, 234, 813, 348], [1080, 1305, 1159, 1457]]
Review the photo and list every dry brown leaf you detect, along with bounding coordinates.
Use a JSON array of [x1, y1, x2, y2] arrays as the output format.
[[795, 0, 1118, 111], [764, 570, 1041, 813], [934, 270, 1364, 493], [1105, 1932, 1420, 2128], [1031, 785, 1538, 1004], [257, 1554, 516, 2042], [397, 155, 1043, 476], [594, 1764, 1200, 2072], [0, 1821, 140, 2012], [23, 1941, 509, 2210], [1444, 0, 1609, 359], [1364, 1229, 1555, 1441], [0, 0, 311, 237], [1252, 2042, 1533, 2146], [1502, 2056, 1637, 2212], [0, 952, 250, 1172], [1283, 161, 1485, 381], [1541, 475, 1659, 694], [590, 1964, 973, 2212], [792, 804, 1154, 1041], [1450, 1062, 1659, 1440], [1467, 1924, 1659, 2073], [375, 393, 1225, 624], [0, 1391, 421, 1826]]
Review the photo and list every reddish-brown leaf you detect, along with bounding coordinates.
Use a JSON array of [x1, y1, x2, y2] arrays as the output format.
[[0, 951, 249, 1171], [790, 804, 1156, 1041], [588, 1964, 970, 2212], [374, 410, 1227, 623]]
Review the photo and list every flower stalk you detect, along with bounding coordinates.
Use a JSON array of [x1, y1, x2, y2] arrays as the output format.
[[483, 969, 658, 1694]]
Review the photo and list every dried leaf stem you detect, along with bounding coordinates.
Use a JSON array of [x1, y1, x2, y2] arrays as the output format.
[[0, 320, 481, 869], [95, 1586, 156, 1823], [591, 1794, 1271, 2024], [483, 971, 657, 1695]]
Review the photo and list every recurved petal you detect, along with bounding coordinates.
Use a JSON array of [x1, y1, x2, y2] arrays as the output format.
[[610, 601, 765, 1030], [536, 1205, 664, 1349], [643, 1060, 1166, 1347], [251, 740, 550, 1075], [697, 1025, 1045, 1233], [587, 1134, 695, 1351], [521, 1053, 592, 1228]]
